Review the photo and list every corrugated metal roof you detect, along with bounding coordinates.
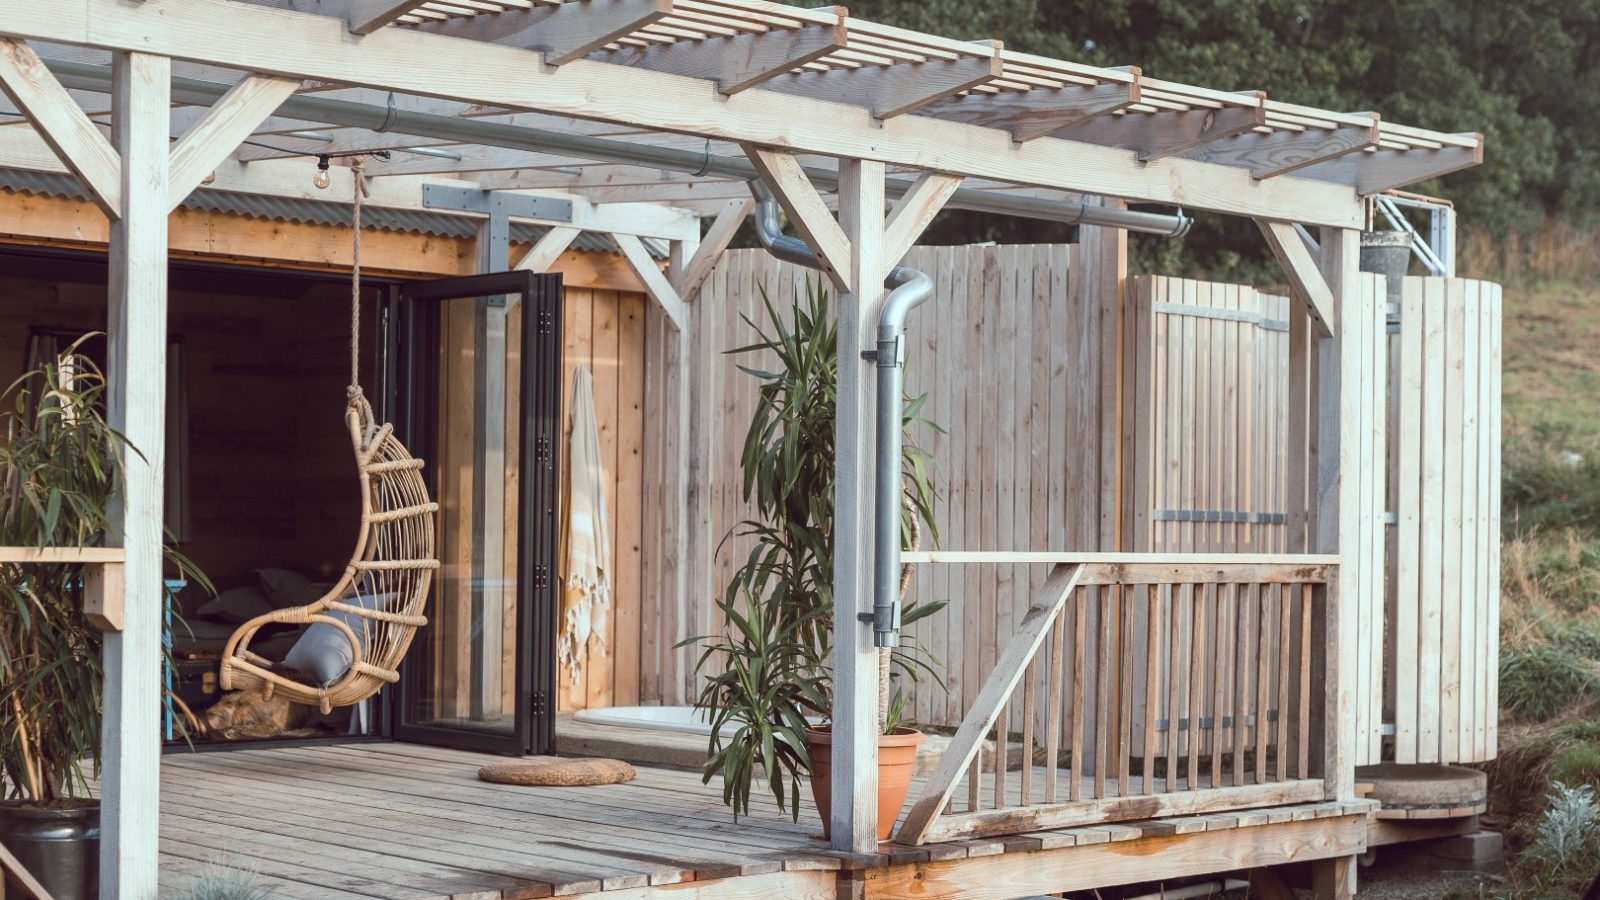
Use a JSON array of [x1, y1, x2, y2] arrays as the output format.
[[0, 168, 661, 257]]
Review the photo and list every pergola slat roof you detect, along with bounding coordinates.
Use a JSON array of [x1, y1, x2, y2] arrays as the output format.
[[0, 0, 1483, 228]]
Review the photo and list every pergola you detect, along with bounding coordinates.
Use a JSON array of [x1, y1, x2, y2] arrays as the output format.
[[0, 2, 1483, 896]]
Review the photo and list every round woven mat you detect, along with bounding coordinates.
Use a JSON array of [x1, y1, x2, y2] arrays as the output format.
[[478, 757, 637, 787]]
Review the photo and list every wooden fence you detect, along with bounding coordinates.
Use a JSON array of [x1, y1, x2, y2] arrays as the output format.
[[638, 249, 1499, 769], [1386, 277, 1502, 765], [638, 245, 1110, 717]]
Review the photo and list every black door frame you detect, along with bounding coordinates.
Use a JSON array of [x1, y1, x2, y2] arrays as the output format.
[[383, 271, 563, 756]]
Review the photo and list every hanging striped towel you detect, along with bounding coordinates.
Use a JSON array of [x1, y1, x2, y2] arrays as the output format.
[[559, 365, 611, 683]]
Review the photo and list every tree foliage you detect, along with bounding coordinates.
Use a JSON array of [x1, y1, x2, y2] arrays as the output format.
[[847, 0, 1588, 276]]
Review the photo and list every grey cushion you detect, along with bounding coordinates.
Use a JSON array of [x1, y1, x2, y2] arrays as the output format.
[[257, 568, 323, 609], [282, 591, 394, 687], [195, 585, 274, 624]]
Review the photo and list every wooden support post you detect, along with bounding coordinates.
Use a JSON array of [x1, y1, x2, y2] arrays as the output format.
[[832, 157, 886, 853], [1312, 854, 1356, 900], [101, 49, 170, 900], [1313, 226, 1365, 898]]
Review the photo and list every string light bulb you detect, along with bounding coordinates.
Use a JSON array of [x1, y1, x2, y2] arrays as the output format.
[[313, 155, 331, 190]]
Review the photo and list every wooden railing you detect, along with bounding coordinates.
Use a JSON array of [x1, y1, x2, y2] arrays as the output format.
[[896, 553, 1337, 845]]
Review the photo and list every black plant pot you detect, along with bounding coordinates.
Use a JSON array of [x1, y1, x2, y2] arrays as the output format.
[[0, 799, 100, 900]]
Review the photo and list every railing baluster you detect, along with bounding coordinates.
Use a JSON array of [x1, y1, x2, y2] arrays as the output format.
[[1095, 586, 1110, 800], [1298, 582, 1313, 779], [1167, 583, 1183, 792], [1071, 585, 1086, 802], [1188, 583, 1205, 789], [1211, 583, 1227, 789], [1256, 583, 1272, 784], [1234, 583, 1250, 787], [994, 701, 1008, 809], [1143, 583, 1159, 795], [1021, 654, 1036, 806], [1119, 586, 1134, 797], [1277, 581, 1292, 782], [1045, 613, 1064, 803], [968, 744, 981, 812]]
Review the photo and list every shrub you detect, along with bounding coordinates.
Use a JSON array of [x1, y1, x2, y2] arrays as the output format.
[[175, 861, 273, 900], [1500, 644, 1600, 722]]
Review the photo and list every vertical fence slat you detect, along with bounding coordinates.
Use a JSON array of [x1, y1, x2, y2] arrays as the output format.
[[1021, 659, 1036, 805], [1277, 582, 1291, 782], [1256, 583, 1272, 784], [1298, 582, 1312, 779], [1189, 584, 1206, 788], [1046, 614, 1064, 802]]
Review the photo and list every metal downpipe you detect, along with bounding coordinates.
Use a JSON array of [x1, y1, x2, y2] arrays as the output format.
[[750, 181, 928, 648]]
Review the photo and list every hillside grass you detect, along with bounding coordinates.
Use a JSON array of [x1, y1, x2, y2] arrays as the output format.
[[1483, 260, 1600, 897]]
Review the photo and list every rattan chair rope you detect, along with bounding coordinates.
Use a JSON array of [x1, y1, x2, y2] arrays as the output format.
[[219, 158, 438, 715]]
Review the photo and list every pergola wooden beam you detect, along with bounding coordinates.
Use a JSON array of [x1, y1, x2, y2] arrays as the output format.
[[409, 0, 673, 66], [613, 230, 686, 331], [1181, 120, 1380, 180], [166, 73, 297, 211], [766, 50, 1004, 120], [1297, 141, 1483, 195], [513, 224, 580, 273], [743, 144, 853, 289], [924, 81, 1141, 143], [0, 38, 121, 215], [344, 0, 430, 35], [883, 170, 962, 267], [1055, 104, 1266, 162], [594, 16, 846, 95], [675, 195, 753, 300], [1258, 218, 1336, 338], [0, 0, 1370, 227]]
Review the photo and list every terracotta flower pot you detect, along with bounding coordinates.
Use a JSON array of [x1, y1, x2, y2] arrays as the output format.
[[805, 725, 925, 842]]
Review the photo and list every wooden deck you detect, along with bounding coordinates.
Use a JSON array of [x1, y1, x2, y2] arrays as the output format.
[[157, 742, 1373, 900]]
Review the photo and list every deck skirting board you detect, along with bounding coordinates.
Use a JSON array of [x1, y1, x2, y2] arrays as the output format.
[[558, 870, 836, 900], [865, 813, 1367, 900]]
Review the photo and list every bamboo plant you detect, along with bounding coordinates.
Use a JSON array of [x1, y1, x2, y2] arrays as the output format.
[[686, 283, 943, 820], [0, 338, 208, 804]]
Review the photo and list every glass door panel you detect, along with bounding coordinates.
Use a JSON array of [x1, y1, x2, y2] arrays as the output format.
[[386, 272, 562, 755]]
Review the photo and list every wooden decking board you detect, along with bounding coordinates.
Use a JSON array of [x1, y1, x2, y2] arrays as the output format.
[[163, 794, 605, 895], [170, 755, 800, 879], [155, 743, 1367, 899], [162, 779, 651, 892], [180, 746, 828, 858]]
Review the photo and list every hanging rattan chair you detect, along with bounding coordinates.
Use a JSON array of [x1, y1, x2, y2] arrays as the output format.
[[219, 391, 437, 713]]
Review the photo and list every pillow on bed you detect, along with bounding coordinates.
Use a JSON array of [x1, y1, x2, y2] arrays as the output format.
[[282, 591, 396, 687], [195, 584, 274, 624], [257, 568, 324, 609]]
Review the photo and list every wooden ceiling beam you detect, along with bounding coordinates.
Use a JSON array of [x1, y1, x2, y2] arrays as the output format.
[[1180, 120, 1380, 180], [0, 38, 120, 216], [594, 15, 846, 95], [344, 0, 431, 35], [406, 0, 673, 65], [167, 74, 298, 210], [922, 81, 1140, 143], [1295, 139, 1483, 195], [764, 49, 1004, 120], [1054, 103, 1265, 162]]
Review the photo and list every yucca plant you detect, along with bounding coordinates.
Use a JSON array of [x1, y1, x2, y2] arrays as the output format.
[[685, 282, 944, 821], [0, 337, 209, 804]]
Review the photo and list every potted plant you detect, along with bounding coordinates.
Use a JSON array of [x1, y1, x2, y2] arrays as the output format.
[[687, 284, 943, 840], [0, 339, 208, 899]]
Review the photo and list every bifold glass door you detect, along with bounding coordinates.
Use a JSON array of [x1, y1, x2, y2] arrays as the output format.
[[383, 272, 562, 755]]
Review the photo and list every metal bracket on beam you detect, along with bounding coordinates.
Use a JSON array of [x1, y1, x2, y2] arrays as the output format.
[[421, 183, 574, 222]]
